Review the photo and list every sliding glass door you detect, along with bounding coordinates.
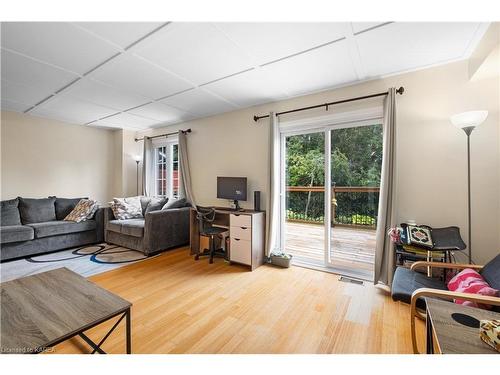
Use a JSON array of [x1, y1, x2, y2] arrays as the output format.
[[282, 120, 382, 281]]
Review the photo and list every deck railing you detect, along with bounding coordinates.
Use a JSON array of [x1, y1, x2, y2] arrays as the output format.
[[286, 186, 380, 229]]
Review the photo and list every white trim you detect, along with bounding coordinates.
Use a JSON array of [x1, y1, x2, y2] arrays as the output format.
[[152, 137, 179, 199]]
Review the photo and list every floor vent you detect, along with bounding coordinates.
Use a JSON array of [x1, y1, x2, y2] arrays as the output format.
[[338, 276, 364, 285]]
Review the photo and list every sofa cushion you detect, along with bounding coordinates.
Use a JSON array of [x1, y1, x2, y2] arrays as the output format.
[[120, 219, 145, 238], [1, 198, 21, 226], [163, 198, 188, 210], [54, 197, 87, 220], [18, 197, 56, 224], [107, 219, 123, 234], [0, 225, 35, 244], [481, 254, 500, 291], [27, 220, 97, 239], [140, 197, 151, 216], [145, 197, 169, 214], [110, 197, 143, 220]]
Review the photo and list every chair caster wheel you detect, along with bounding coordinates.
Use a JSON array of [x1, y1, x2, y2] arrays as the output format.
[[195, 255, 199, 260]]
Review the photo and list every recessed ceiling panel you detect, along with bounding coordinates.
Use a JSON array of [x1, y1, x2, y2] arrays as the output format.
[[203, 68, 289, 107], [92, 54, 193, 99], [74, 22, 164, 49], [1, 80, 53, 107], [1, 49, 78, 94], [356, 22, 483, 77], [215, 22, 348, 65], [351, 22, 390, 34], [31, 95, 118, 124], [135, 23, 253, 85], [127, 102, 195, 124], [1, 22, 120, 74], [65, 78, 150, 111], [1, 99, 31, 112], [261, 39, 358, 97], [160, 88, 237, 117], [92, 112, 159, 129]]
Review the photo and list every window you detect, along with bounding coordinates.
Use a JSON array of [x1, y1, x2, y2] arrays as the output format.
[[153, 139, 179, 199]]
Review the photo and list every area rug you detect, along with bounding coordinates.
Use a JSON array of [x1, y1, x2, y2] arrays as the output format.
[[0, 243, 154, 282]]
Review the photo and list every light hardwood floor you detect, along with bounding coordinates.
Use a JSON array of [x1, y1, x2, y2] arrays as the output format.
[[52, 247, 425, 354]]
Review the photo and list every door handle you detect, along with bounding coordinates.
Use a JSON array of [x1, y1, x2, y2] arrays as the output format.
[[234, 238, 240, 241]]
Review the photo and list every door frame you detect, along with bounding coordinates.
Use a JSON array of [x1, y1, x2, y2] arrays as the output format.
[[279, 107, 384, 276]]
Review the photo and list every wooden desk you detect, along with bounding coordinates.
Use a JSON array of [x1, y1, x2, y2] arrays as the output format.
[[425, 297, 499, 354], [190, 207, 265, 271]]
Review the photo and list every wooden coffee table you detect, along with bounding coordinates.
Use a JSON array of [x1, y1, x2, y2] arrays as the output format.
[[425, 297, 499, 354], [1, 267, 132, 354]]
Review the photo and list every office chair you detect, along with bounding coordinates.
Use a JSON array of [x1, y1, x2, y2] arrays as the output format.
[[194, 206, 228, 264]]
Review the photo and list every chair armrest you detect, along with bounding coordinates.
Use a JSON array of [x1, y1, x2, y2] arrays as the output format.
[[409, 287, 500, 354], [410, 261, 483, 272]]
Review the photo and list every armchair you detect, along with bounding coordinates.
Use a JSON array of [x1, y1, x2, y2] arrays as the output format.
[[396, 255, 500, 353]]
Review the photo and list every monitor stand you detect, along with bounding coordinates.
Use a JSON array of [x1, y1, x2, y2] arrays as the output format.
[[233, 200, 243, 211]]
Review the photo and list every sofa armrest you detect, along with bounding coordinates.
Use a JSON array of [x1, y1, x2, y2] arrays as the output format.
[[94, 207, 105, 243], [103, 207, 115, 242], [143, 207, 190, 255], [409, 288, 500, 354]]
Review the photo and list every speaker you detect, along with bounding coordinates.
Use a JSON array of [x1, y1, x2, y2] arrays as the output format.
[[254, 191, 261, 211]]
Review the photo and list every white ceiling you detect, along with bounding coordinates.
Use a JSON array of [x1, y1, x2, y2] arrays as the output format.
[[0, 22, 489, 131]]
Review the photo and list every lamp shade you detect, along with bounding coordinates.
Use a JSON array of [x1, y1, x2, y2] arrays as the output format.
[[132, 154, 142, 162], [450, 110, 488, 129]]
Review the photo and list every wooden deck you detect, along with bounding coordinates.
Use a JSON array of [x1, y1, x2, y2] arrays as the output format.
[[285, 221, 376, 279]]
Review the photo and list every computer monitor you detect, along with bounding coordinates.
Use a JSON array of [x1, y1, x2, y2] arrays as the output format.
[[217, 177, 247, 210]]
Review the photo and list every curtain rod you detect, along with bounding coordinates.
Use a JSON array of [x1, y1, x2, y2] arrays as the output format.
[[253, 87, 404, 122], [134, 128, 191, 142]]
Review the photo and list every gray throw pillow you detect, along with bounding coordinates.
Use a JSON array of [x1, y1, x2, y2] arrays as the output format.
[[145, 197, 169, 214], [162, 198, 188, 210], [140, 196, 151, 216], [1, 198, 21, 226], [18, 197, 57, 224], [54, 197, 88, 220]]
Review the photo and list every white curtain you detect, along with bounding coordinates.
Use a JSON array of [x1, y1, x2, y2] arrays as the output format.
[[178, 130, 196, 205], [265, 112, 281, 256], [374, 88, 398, 286], [142, 136, 155, 197]]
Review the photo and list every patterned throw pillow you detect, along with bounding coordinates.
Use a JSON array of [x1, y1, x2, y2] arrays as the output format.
[[448, 268, 499, 309], [64, 199, 99, 223], [110, 197, 143, 220]]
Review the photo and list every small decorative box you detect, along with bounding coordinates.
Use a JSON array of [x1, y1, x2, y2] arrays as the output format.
[[480, 319, 500, 352]]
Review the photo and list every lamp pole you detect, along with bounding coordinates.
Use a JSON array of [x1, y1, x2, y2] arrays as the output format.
[[136, 160, 140, 195], [463, 126, 474, 264]]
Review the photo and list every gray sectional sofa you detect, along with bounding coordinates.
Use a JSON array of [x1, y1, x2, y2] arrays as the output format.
[[104, 198, 190, 256], [0, 197, 104, 262]]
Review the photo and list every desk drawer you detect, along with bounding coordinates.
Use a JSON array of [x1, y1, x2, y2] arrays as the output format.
[[230, 238, 251, 265], [230, 226, 251, 241], [230, 214, 252, 228]]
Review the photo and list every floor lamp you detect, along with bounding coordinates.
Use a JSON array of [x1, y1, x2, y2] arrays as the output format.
[[133, 155, 142, 195], [450, 110, 488, 264]]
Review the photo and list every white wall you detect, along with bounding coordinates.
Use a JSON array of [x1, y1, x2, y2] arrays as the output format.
[[1, 111, 117, 204], [137, 59, 499, 264]]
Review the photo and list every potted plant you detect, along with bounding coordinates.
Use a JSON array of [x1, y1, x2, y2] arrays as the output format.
[[269, 251, 293, 268]]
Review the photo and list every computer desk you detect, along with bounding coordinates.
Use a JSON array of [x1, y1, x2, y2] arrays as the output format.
[[189, 207, 266, 271]]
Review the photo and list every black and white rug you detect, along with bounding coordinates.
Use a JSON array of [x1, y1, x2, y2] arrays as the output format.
[[0, 243, 153, 282]]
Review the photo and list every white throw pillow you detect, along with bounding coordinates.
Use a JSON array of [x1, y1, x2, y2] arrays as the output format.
[[110, 196, 143, 220], [64, 199, 98, 223]]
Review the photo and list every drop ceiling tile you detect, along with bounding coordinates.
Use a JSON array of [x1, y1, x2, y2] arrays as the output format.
[[92, 112, 159, 129], [74, 22, 164, 49], [1, 80, 53, 106], [1, 49, 78, 93], [261, 39, 358, 97], [1, 22, 120, 74], [351, 22, 389, 34], [356, 22, 482, 77], [203, 68, 289, 107], [92, 54, 193, 99], [1, 99, 30, 112], [215, 22, 348, 65], [65, 78, 150, 111], [31, 95, 118, 124], [134, 23, 253, 85], [160, 88, 237, 117], [127, 102, 195, 123]]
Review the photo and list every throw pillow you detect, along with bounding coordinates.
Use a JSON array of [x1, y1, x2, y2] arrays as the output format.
[[448, 268, 499, 309], [18, 197, 56, 224], [110, 197, 143, 220], [162, 198, 188, 210], [140, 196, 152, 216], [145, 197, 169, 214], [1, 198, 21, 226], [64, 199, 98, 223], [53, 197, 88, 220]]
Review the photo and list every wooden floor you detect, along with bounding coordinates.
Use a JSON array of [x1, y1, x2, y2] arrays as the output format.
[[285, 222, 376, 277], [51, 247, 424, 354]]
